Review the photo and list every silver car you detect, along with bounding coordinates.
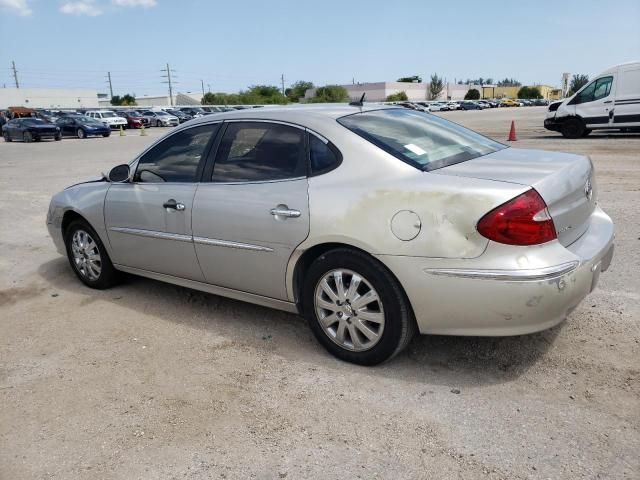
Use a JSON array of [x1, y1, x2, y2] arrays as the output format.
[[46, 106, 614, 365]]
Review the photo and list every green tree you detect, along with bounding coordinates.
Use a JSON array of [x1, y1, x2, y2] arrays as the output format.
[[429, 73, 444, 100], [569, 74, 589, 96], [517, 86, 542, 99], [464, 88, 480, 100], [497, 78, 521, 87], [110, 94, 136, 106], [397, 75, 422, 83], [285, 80, 314, 103], [239, 85, 288, 104], [386, 91, 408, 102], [309, 85, 349, 103]]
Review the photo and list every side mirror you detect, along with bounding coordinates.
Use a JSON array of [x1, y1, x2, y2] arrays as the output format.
[[108, 164, 130, 183]]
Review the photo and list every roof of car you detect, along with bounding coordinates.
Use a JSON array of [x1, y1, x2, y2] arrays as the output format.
[[184, 104, 397, 130]]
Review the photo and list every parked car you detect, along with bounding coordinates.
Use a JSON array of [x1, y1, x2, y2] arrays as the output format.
[[446, 101, 460, 110], [459, 101, 482, 110], [140, 110, 179, 127], [425, 102, 444, 112], [56, 115, 111, 139], [477, 100, 491, 109], [34, 109, 59, 123], [116, 111, 147, 129], [500, 99, 519, 107], [85, 110, 128, 129], [45, 105, 615, 365], [180, 107, 206, 117], [166, 109, 193, 123], [545, 62, 640, 138], [2, 118, 61, 142]]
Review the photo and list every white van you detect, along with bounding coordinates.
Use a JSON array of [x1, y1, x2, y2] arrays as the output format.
[[544, 61, 640, 138], [85, 110, 128, 129]]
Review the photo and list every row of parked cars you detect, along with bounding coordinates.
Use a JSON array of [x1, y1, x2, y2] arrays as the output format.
[[2, 105, 261, 142], [388, 98, 551, 112]]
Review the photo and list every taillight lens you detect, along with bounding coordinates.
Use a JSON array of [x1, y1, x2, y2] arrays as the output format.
[[477, 189, 556, 246]]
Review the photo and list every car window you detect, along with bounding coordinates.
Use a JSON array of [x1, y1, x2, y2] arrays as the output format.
[[211, 122, 306, 182], [338, 108, 505, 171], [309, 134, 341, 175], [593, 76, 613, 101], [134, 124, 218, 183]]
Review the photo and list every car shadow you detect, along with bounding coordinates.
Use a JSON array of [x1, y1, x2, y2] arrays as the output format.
[[38, 257, 562, 388], [535, 133, 640, 140]]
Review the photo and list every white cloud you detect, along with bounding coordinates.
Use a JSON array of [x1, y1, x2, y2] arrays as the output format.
[[0, 0, 32, 16], [60, 0, 103, 16], [111, 0, 157, 7]]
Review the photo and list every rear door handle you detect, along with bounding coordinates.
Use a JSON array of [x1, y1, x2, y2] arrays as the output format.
[[163, 199, 185, 211], [270, 205, 301, 218]]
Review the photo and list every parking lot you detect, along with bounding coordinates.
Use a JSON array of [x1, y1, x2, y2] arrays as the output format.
[[0, 106, 638, 479]]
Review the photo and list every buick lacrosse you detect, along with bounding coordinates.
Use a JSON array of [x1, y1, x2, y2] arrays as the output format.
[[47, 105, 614, 365]]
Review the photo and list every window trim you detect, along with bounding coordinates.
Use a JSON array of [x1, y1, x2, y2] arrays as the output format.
[[202, 120, 309, 185], [130, 122, 222, 185]]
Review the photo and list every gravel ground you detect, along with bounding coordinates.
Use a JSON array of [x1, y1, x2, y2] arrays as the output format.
[[1, 107, 638, 479]]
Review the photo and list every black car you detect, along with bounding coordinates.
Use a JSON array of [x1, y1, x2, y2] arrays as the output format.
[[166, 109, 193, 123], [459, 101, 482, 110], [180, 107, 206, 117], [56, 115, 111, 139], [2, 118, 61, 142]]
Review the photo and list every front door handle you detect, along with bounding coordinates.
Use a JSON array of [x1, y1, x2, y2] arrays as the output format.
[[163, 199, 185, 211], [270, 205, 301, 218]]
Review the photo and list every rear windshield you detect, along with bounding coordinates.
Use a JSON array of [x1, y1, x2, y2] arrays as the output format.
[[338, 108, 505, 171]]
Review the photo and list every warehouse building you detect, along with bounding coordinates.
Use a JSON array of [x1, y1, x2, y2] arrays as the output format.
[[0, 88, 99, 109]]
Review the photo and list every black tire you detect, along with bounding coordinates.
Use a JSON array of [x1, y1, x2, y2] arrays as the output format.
[[55, 133, 62, 141], [3, 131, 10, 142], [102, 132, 110, 137], [561, 117, 585, 139], [64, 219, 120, 289], [77, 128, 86, 139], [23, 131, 33, 143], [302, 248, 416, 365], [156, 120, 161, 127]]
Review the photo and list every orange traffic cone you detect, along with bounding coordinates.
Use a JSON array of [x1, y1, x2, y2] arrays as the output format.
[[507, 120, 517, 141]]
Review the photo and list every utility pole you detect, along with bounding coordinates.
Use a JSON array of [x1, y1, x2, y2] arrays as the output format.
[[106, 71, 114, 99], [161, 63, 176, 106], [281, 74, 285, 97], [201, 79, 205, 98], [11, 61, 19, 88], [207, 83, 211, 93]]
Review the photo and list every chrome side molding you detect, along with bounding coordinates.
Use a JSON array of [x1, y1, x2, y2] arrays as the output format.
[[193, 236, 273, 252], [424, 261, 579, 281], [109, 227, 192, 243]]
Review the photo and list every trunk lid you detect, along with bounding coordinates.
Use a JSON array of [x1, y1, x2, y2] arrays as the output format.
[[433, 147, 596, 246]]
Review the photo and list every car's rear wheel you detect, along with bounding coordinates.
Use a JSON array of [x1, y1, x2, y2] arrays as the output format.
[[302, 249, 415, 365], [3, 131, 11, 142], [561, 118, 585, 139], [102, 132, 110, 137], [77, 128, 86, 139], [64, 219, 120, 289], [23, 131, 33, 143], [156, 120, 161, 127]]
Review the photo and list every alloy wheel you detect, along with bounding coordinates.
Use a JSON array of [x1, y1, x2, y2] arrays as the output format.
[[71, 229, 102, 281], [314, 269, 385, 352]]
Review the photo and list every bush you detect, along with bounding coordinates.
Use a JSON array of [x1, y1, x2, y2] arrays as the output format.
[[386, 91, 408, 102], [464, 89, 480, 100], [517, 86, 542, 99], [309, 85, 349, 103]]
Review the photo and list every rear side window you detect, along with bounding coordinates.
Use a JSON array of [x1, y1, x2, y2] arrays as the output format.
[[338, 108, 504, 171], [309, 135, 341, 175], [135, 124, 218, 183], [212, 122, 305, 182]]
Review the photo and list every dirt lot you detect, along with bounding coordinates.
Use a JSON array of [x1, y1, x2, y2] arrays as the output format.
[[1, 107, 638, 479]]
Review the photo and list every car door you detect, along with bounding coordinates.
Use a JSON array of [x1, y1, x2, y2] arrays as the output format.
[[104, 123, 220, 280], [58, 118, 72, 136], [192, 120, 310, 300], [569, 76, 614, 128]]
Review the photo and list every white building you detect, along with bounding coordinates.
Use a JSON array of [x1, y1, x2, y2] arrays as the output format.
[[305, 82, 479, 102], [0, 88, 99, 109]]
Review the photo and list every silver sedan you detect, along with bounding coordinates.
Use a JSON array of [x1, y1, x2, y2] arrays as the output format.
[[46, 105, 614, 365]]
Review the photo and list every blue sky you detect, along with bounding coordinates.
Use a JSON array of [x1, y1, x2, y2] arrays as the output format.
[[1, 0, 639, 96]]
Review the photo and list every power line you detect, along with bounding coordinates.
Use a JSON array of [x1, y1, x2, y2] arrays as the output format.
[[11, 61, 19, 88]]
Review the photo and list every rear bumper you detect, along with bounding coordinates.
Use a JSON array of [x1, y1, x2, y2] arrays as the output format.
[[378, 207, 614, 336]]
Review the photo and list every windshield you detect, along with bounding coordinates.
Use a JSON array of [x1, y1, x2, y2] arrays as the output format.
[[22, 119, 47, 126], [75, 116, 102, 125], [338, 108, 505, 171]]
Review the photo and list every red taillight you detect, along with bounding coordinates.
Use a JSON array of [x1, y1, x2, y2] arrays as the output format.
[[477, 189, 556, 246]]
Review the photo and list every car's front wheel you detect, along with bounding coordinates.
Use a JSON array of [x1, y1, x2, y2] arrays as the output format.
[[23, 131, 33, 143], [77, 128, 86, 139], [64, 219, 120, 289], [303, 249, 415, 365], [561, 117, 585, 139], [3, 131, 10, 142]]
